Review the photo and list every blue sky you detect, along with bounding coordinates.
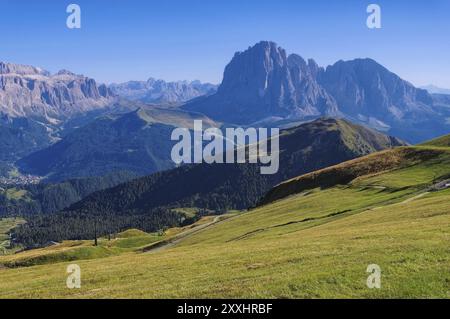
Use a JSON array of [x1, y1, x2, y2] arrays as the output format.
[[1, 0, 449, 87]]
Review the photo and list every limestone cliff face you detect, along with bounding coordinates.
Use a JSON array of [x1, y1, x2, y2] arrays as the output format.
[[318, 58, 434, 122], [184, 41, 339, 124], [183, 41, 442, 142], [0, 62, 114, 122]]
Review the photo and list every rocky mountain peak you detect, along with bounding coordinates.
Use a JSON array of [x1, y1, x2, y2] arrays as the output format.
[[0, 61, 50, 76], [56, 69, 77, 76], [184, 41, 339, 124], [219, 41, 289, 95], [318, 57, 434, 121], [182, 41, 447, 142], [0, 62, 114, 122]]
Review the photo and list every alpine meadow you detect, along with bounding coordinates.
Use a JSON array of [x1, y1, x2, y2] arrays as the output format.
[[0, 0, 449, 303]]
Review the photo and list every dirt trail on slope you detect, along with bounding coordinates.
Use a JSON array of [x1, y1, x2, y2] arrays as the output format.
[[143, 216, 224, 253], [400, 192, 430, 204]]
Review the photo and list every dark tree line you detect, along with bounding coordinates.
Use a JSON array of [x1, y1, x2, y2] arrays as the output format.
[[12, 207, 182, 248], [0, 170, 137, 216]]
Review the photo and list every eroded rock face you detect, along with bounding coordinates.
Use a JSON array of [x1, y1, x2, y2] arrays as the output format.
[[318, 58, 435, 122], [183, 41, 340, 124], [0, 62, 114, 123], [183, 41, 441, 139]]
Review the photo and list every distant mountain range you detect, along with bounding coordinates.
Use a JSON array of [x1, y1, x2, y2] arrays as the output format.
[[421, 85, 450, 95], [0, 62, 113, 122], [109, 78, 217, 104], [184, 42, 339, 124], [1, 40, 450, 183], [0, 62, 123, 163], [4, 44, 450, 248], [0, 62, 219, 167], [184, 41, 450, 143]]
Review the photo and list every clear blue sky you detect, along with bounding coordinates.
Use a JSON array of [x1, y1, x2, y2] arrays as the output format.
[[1, 0, 449, 87]]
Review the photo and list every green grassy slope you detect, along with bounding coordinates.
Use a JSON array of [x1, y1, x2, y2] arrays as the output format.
[[0, 217, 223, 268], [0, 145, 449, 298], [421, 133, 450, 148], [0, 229, 163, 268], [260, 146, 447, 205], [13, 118, 407, 248]]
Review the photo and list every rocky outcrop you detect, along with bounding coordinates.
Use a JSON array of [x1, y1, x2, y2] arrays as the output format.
[[184, 41, 339, 124], [183, 41, 449, 142], [318, 58, 435, 123], [0, 62, 114, 123]]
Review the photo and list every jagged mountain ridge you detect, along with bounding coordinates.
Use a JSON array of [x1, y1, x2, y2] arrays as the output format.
[[184, 41, 339, 124], [318, 58, 434, 122], [0, 62, 139, 164], [0, 62, 114, 123], [109, 78, 217, 104], [183, 41, 450, 143]]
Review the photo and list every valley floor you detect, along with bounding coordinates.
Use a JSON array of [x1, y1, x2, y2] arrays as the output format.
[[0, 147, 449, 298]]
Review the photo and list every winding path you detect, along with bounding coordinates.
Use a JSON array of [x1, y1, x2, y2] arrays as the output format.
[[144, 216, 223, 253]]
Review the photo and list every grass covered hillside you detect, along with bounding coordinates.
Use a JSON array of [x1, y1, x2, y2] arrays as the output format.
[[67, 117, 406, 215], [421, 134, 450, 148], [259, 147, 441, 205], [0, 140, 449, 298], [11, 118, 406, 248]]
